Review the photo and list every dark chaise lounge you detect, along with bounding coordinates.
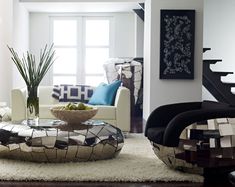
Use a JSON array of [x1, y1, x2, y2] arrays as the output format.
[[145, 101, 235, 182]]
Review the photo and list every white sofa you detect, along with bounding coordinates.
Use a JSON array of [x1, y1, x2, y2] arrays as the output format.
[[11, 86, 130, 132]]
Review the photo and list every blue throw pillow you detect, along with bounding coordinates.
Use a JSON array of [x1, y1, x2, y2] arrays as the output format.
[[88, 80, 122, 105]]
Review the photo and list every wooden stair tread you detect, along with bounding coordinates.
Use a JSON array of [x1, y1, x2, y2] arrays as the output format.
[[133, 9, 144, 21], [213, 72, 234, 76], [139, 3, 145, 10], [203, 59, 222, 64], [203, 48, 235, 104], [203, 48, 211, 53], [223, 83, 235, 87]]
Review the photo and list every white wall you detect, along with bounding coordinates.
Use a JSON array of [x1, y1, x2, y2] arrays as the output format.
[[143, 0, 204, 120], [113, 13, 135, 57], [203, 0, 235, 100], [0, 0, 29, 105], [0, 0, 13, 105], [29, 13, 50, 86], [202, 86, 216, 101], [29, 13, 50, 56], [29, 13, 135, 58], [12, 0, 29, 88], [134, 14, 144, 57], [29, 12, 135, 85], [204, 0, 235, 74], [20, 0, 143, 2], [143, 0, 151, 117]]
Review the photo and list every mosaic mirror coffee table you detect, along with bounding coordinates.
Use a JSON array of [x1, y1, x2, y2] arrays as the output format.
[[0, 120, 124, 162]]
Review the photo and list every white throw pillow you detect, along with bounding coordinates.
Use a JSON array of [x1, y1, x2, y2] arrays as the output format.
[[0, 107, 11, 122]]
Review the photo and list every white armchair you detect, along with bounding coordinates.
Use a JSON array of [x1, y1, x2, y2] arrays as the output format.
[[11, 86, 131, 132]]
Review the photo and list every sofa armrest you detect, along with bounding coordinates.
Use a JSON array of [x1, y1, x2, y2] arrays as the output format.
[[11, 87, 27, 121], [114, 87, 130, 132]]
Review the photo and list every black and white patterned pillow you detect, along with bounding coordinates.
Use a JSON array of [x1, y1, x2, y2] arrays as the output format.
[[52, 85, 94, 103], [52, 85, 60, 100]]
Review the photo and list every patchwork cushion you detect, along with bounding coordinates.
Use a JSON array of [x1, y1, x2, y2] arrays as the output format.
[[88, 80, 122, 106], [52, 85, 95, 103]]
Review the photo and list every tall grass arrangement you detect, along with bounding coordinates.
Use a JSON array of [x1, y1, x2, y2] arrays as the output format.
[[8, 44, 56, 125]]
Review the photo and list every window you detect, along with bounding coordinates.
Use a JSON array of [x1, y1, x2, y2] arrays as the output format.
[[52, 19, 77, 85], [51, 17, 113, 86]]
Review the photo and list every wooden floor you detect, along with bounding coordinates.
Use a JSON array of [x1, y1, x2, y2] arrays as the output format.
[[131, 116, 144, 133], [0, 117, 234, 187], [0, 181, 233, 187]]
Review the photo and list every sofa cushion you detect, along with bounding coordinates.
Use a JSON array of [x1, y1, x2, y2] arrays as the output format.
[[88, 80, 121, 106], [39, 86, 59, 105], [88, 105, 116, 119], [40, 104, 65, 119], [146, 127, 165, 144]]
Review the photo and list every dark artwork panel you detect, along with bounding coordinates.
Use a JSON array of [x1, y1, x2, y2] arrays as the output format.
[[160, 10, 195, 79]]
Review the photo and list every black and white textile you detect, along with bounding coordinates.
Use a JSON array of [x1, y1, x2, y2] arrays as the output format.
[[52, 85, 95, 103]]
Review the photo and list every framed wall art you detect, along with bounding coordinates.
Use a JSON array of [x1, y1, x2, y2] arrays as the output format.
[[160, 10, 195, 79]]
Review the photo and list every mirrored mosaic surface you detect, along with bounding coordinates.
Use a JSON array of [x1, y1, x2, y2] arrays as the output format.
[[0, 120, 124, 162], [151, 118, 235, 174]]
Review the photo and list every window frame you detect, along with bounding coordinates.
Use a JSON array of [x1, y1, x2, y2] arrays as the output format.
[[49, 15, 114, 86]]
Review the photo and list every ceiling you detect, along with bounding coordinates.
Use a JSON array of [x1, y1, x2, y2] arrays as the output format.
[[21, 2, 141, 13]]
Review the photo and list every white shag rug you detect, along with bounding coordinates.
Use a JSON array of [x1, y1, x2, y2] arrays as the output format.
[[0, 134, 203, 182]]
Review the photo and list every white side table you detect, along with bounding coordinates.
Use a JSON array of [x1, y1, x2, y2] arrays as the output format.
[[0, 102, 11, 122]]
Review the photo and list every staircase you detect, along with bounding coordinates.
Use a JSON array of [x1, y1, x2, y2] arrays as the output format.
[[203, 48, 235, 105], [133, 3, 144, 21]]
